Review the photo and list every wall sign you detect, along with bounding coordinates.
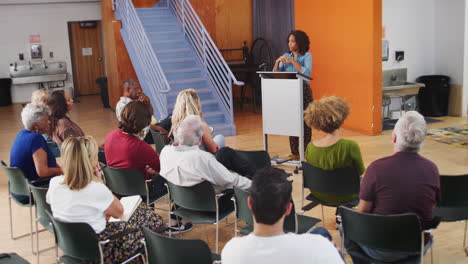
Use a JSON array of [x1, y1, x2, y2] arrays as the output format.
[[82, 48, 93, 56], [29, 34, 41, 44], [31, 44, 43, 59]]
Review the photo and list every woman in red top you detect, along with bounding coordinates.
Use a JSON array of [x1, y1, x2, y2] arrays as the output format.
[[104, 101, 163, 193]]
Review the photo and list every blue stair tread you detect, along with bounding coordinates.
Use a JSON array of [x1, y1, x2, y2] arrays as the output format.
[[168, 77, 205, 84], [155, 48, 190, 53], [164, 67, 200, 73]]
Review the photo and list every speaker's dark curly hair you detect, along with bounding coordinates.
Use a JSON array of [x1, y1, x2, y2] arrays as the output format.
[[288, 30, 310, 55]]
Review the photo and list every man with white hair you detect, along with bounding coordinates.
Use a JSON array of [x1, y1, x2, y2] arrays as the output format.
[[160, 115, 251, 193], [353, 111, 440, 263]]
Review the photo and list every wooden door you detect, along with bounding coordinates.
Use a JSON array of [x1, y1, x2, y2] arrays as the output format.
[[69, 21, 104, 95]]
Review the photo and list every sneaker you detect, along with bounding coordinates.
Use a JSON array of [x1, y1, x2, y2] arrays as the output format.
[[165, 221, 193, 234]]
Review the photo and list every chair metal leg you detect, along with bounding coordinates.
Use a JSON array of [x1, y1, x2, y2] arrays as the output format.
[[301, 187, 304, 209], [55, 245, 59, 264], [430, 244, 433, 264], [321, 205, 325, 226], [30, 205, 34, 254], [464, 220, 467, 248]]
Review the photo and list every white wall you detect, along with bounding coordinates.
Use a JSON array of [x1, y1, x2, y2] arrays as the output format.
[[383, 0, 465, 84], [434, 0, 465, 85], [382, 0, 436, 82], [0, 2, 101, 103]]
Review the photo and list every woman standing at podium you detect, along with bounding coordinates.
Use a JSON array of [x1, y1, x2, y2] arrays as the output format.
[[273, 30, 313, 160]]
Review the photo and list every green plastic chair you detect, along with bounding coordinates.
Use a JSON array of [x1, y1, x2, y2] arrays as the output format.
[[102, 165, 167, 208], [434, 174, 468, 249], [46, 210, 143, 264], [232, 187, 320, 236], [141, 226, 220, 264], [235, 150, 271, 169], [150, 130, 167, 154], [166, 181, 235, 253], [301, 161, 360, 224], [29, 185, 57, 263], [1, 160, 35, 253], [340, 206, 434, 264]]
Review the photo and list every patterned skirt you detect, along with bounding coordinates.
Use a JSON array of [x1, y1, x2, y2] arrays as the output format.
[[97, 203, 164, 264]]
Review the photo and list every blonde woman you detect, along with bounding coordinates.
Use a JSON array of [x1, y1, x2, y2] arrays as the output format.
[[46, 136, 164, 263], [304, 96, 365, 206], [170, 88, 224, 153]]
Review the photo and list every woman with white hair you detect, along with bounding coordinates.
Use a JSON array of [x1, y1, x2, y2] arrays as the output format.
[[10, 104, 62, 202]]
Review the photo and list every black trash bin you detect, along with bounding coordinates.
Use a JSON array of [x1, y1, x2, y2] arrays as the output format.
[[416, 75, 450, 117], [0, 78, 12, 107], [96, 77, 110, 108]]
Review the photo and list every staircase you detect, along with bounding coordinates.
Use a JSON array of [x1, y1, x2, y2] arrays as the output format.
[[115, 0, 240, 136]]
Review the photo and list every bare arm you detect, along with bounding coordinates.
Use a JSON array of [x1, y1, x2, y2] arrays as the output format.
[[105, 196, 124, 219], [201, 122, 219, 153], [32, 148, 63, 177], [356, 199, 373, 213]]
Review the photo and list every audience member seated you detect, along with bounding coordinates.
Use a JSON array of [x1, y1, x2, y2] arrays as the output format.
[[105, 101, 165, 197], [10, 103, 62, 202], [304, 96, 365, 206], [30, 90, 60, 157], [353, 111, 440, 264], [170, 88, 224, 153], [221, 167, 344, 264], [48, 90, 84, 144], [115, 79, 154, 141], [31, 89, 49, 105], [47, 136, 164, 264], [160, 115, 251, 194]]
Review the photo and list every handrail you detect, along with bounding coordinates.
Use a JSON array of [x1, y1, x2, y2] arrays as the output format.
[[169, 0, 244, 120], [114, 0, 170, 119]]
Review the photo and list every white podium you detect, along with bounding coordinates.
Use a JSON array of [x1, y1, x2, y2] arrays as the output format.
[[258, 72, 312, 163]]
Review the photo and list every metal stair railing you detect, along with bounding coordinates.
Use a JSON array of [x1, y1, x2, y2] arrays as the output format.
[[169, 0, 244, 121], [114, 0, 170, 120]]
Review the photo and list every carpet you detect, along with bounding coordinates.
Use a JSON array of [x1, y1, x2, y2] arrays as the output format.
[[383, 118, 442, 131], [426, 124, 468, 149]]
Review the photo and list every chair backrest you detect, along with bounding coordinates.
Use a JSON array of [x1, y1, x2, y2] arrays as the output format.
[[142, 226, 213, 264], [233, 186, 297, 232], [150, 130, 167, 154], [102, 165, 147, 196], [340, 206, 422, 252], [1, 160, 31, 197], [236, 150, 271, 169], [434, 174, 468, 221], [301, 162, 360, 196], [438, 174, 468, 207], [98, 150, 107, 165], [46, 210, 100, 261], [233, 187, 254, 226], [283, 201, 298, 232], [29, 184, 52, 230], [166, 181, 217, 212]]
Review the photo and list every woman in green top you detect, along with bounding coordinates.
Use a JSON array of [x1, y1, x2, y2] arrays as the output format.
[[304, 96, 365, 205]]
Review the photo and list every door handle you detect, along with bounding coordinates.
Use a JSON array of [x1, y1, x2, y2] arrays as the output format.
[[97, 58, 103, 62]]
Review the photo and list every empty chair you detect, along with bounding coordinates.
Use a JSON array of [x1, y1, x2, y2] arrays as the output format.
[[166, 181, 235, 253], [102, 165, 167, 207], [233, 186, 320, 236], [29, 185, 57, 263], [1, 160, 35, 253], [340, 206, 436, 264], [301, 161, 360, 223], [434, 174, 468, 250], [141, 226, 220, 264], [46, 211, 144, 264]]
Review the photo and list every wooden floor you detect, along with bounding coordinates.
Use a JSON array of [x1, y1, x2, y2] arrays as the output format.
[[0, 95, 467, 263]]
